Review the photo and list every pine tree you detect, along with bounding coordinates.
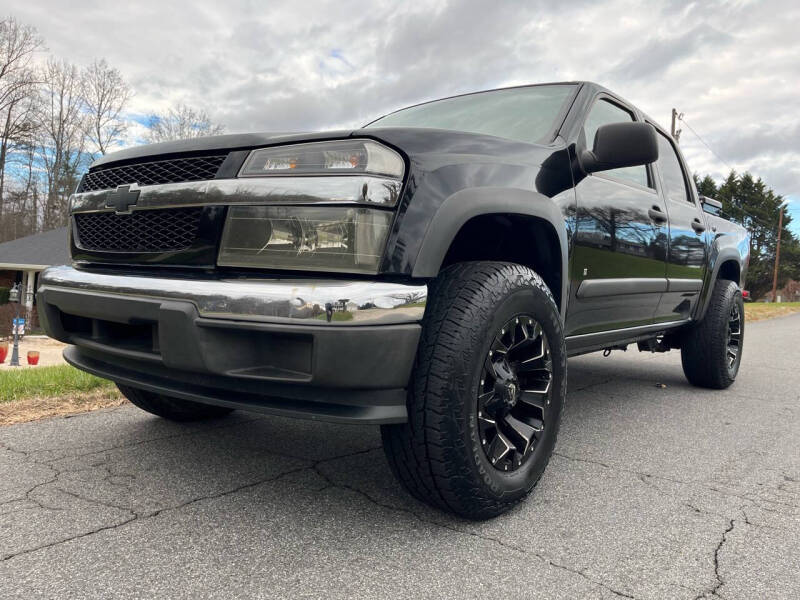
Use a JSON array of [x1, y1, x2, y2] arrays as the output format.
[[695, 174, 717, 198], [700, 171, 798, 299]]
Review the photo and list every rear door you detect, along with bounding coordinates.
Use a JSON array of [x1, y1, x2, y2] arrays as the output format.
[[652, 131, 708, 322], [568, 96, 669, 335]]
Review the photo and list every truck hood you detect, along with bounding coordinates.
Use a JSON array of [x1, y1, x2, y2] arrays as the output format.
[[91, 130, 357, 168], [91, 127, 556, 169]]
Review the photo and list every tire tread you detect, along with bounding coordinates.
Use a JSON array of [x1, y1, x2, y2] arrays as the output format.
[[381, 261, 565, 519], [681, 279, 743, 389]]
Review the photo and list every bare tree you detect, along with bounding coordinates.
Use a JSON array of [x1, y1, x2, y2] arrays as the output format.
[[0, 17, 42, 219], [83, 58, 131, 156], [0, 93, 37, 223], [0, 17, 42, 113], [36, 58, 88, 230], [144, 103, 224, 143]]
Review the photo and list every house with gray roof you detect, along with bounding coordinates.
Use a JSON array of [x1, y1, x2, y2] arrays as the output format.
[[0, 227, 69, 329]]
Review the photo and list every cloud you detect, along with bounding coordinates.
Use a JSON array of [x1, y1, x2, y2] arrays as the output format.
[[605, 25, 732, 81], [7, 0, 800, 233]]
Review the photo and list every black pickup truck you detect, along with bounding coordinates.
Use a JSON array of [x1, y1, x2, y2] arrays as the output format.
[[38, 81, 749, 519]]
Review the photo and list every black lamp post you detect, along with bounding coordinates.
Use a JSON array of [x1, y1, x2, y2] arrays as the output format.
[[8, 283, 20, 367]]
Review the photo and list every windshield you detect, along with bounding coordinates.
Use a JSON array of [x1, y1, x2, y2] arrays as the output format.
[[365, 84, 576, 144]]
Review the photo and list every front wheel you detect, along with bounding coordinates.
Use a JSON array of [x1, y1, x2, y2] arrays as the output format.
[[381, 262, 566, 520], [117, 384, 234, 421], [681, 279, 744, 389]]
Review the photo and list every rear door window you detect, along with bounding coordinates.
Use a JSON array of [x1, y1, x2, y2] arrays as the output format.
[[655, 132, 693, 204]]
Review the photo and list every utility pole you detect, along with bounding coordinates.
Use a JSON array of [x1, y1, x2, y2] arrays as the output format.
[[771, 206, 784, 302], [671, 108, 682, 143]]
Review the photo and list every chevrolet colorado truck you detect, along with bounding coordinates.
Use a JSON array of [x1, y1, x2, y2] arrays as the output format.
[[38, 82, 749, 519]]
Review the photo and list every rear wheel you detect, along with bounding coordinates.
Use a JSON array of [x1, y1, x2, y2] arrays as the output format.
[[681, 279, 744, 389], [381, 262, 566, 520], [117, 384, 234, 421]]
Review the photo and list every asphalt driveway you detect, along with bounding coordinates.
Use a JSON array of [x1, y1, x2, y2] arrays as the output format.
[[1, 314, 798, 599]]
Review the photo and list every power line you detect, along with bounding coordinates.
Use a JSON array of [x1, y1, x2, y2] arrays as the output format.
[[678, 116, 737, 174], [674, 110, 789, 235], [719, 209, 776, 233], [717, 199, 782, 231]]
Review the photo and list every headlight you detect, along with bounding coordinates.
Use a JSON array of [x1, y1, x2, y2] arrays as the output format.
[[220, 139, 403, 273], [239, 140, 404, 180], [218, 205, 393, 274]]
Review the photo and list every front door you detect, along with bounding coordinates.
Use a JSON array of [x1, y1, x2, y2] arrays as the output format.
[[568, 97, 669, 336]]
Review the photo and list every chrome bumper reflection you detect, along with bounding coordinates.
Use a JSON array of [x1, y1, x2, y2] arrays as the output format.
[[39, 265, 427, 326], [69, 176, 402, 213]]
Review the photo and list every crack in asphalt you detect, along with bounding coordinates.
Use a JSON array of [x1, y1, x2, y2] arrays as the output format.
[[311, 454, 636, 599], [553, 451, 799, 512], [2, 414, 269, 465], [1, 462, 306, 562], [551, 452, 790, 599], [568, 376, 617, 392], [2, 441, 637, 598], [3, 382, 795, 599], [0, 433, 781, 600], [0, 445, 382, 563], [694, 519, 735, 600]]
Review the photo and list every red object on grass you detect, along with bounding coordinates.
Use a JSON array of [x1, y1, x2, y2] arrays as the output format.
[[0, 342, 7, 364], [27, 350, 40, 365]]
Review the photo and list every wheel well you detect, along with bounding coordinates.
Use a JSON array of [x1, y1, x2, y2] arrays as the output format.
[[440, 213, 562, 310], [717, 260, 740, 285]]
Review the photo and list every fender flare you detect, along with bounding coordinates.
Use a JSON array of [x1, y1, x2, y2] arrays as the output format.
[[411, 186, 570, 316], [696, 245, 745, 321]]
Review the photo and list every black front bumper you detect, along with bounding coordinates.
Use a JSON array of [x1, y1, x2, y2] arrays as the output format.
[[38, 267, 427, 424]]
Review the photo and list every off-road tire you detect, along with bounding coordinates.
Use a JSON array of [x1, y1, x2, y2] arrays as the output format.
[[381, 262, 566, 520], [117, 384, 234, 421], [681, 279, 744, 389]]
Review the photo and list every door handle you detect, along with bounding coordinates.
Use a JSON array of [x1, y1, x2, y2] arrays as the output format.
[[648, 206, 667, 223], [691, 218, 706, 234]]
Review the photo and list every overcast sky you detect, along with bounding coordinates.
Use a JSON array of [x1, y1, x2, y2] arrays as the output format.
[[9, 0, 800, 229]]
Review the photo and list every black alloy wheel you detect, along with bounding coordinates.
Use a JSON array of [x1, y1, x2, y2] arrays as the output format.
[[726, 302, 742, 370], [478, 315, 552, 472]]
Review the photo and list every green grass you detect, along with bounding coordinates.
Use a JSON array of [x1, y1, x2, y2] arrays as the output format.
[[745, 302, 800, 321], [400, 301, 427, 308], [0, 365, 114, 404], [314, 311, 354, 322]]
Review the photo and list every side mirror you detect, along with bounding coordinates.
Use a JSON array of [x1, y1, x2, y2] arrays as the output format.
[[581, 122, 658, 174]]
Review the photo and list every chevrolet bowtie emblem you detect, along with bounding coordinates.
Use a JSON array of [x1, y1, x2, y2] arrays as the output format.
[[105, 184, 141, 214]]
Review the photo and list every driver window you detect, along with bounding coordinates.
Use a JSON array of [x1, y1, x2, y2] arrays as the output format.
[[583, 99, 650, 188]]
